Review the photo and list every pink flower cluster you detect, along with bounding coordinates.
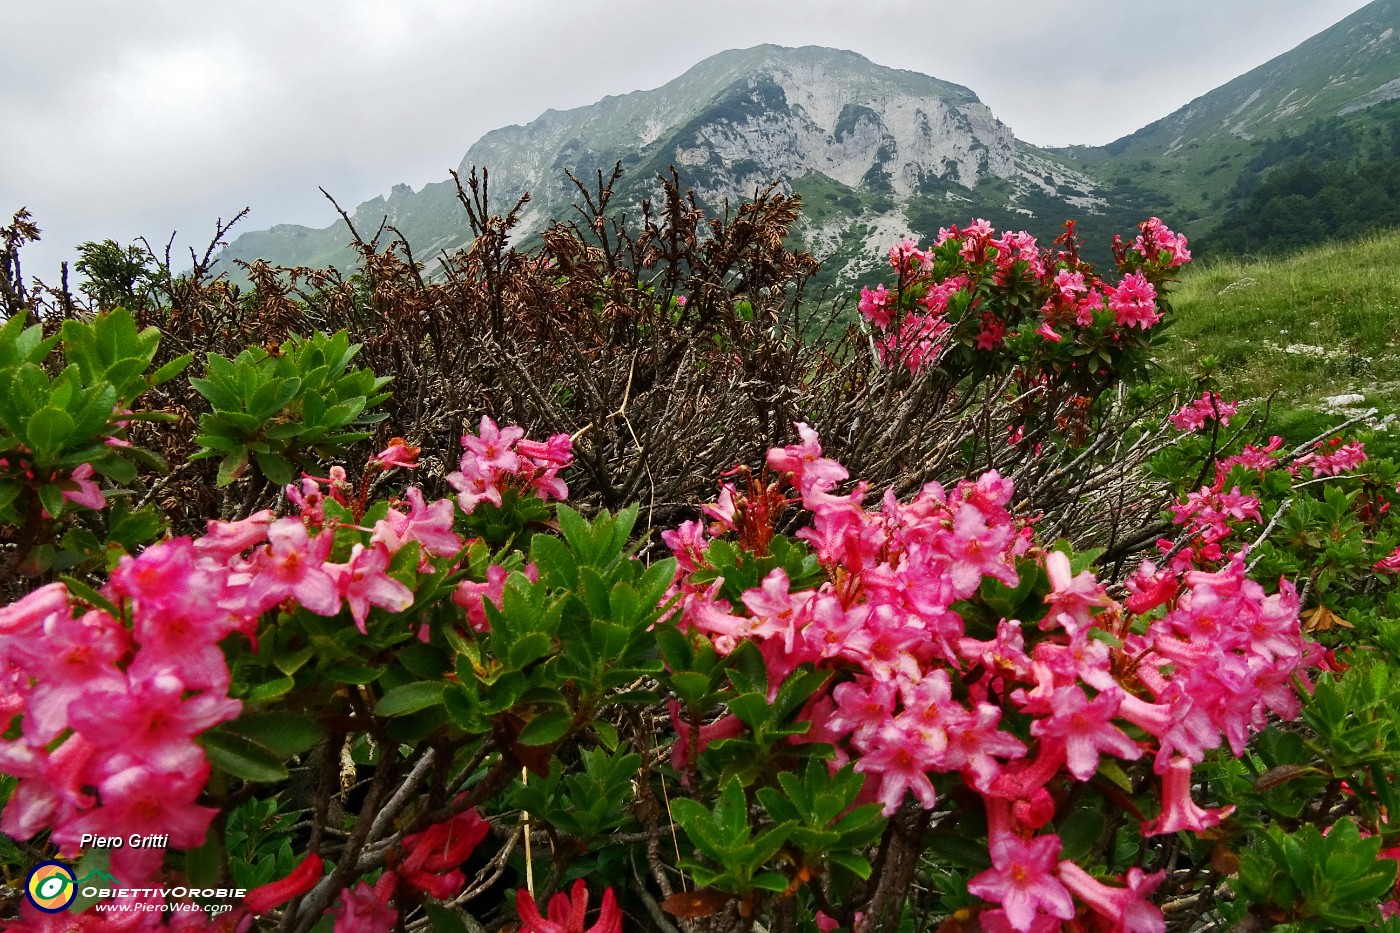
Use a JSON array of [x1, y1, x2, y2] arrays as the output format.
[[855, 218, 1185, 379], [1169, 392, 1237, 432], [1294, 437, 1367, 477], [447, 416, 573, 513], [1214, 435, 1284, 480], [1163, 486, 1263, 570], [0, 468, 475, 880], [857, 284, 893, 328], [1130, 217, 1192, 268], [888, 237, 931, 279], [398, 805, 490, 899], [0, 559, 243, 883], [1376, 546, 1400, 574], [1108, 272, 1160, 329], [665, 425, 1313, 932]]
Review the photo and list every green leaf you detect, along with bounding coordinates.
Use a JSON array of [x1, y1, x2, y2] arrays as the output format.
[[670, 671, 718, 709], [728, 693, 770, 731], [1056, 808, 1105, 863], [274, 647, 314, 676], [58, 575, 120, 617], [530, 534, 578, 588], [556, 505, 592, 562], [27, 407, 75, 460], [593, 720, 620, 751], [246, 677, 296, 703], [375, 682, 447, 717], [202, 731, 289, 782], [751, 871, 789, 893], [224, 713, 323, 757], [150, 352, 193, 386], [517, 710, 573, 746], [190, 375, 241, 413], [826, 851, 872, 879], [398, 642, 450, 680], [184, 826, 225, 887], [0, 481, 21, 520], [637, 557, 678, 609], [216, 453, 249, 487], [37, 483, 65, 519], [422, 905, 470, 933], [253, 450, 294, 486], [509, 632, 554, 669]]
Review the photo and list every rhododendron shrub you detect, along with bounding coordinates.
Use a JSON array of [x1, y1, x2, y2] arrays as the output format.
[[1143, 396, 1400, 928], [855, 217, 1189, 445], [0, 308, 188, 593], [0, 405, 1393, 931], [0, 417, 614, 930], [1, 209, 1398, 932], [661, 426, 1326, 931]]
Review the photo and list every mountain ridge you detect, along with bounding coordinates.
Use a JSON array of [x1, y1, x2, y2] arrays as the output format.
[[216, 4, 1400, 283]]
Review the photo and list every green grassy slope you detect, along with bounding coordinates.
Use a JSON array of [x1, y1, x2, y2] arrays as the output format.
[[1155, 229, 1400, 429]]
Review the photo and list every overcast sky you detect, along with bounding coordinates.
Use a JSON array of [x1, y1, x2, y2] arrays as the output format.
[[0, 0, 1378, 280]]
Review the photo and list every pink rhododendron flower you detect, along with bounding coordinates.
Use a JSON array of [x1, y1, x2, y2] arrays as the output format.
[[1031, 685, 1140, 780], [858, 283, 894, 328], [1041, 551, 1112, 641], [464, 416, 524, 473], [1214, 436, 1284, 480], [876, 312, 951, 372], [968, 833, 1076, 931], [400, 806, 489, 899], [1140, 756, 1235, 836], [1295, 437, 1367, 477], [243, 517, 339, 616], [1108, 272, 1159, 329], [1376, 545, 1400, 574], [373, 486, 462, 560], [332, 872, 398, 933], [55, 760, 217, 881], [59, 462, 106, 511], [889, 237, 930, 276], [1132, 217, 1191, 267], [447, 418, 573, 511], [516, 879, 622, 933], [326, 542, 415, 633], [854, 718, 944, 815], [371, 437, 420, 470], [976, 313, 1006, 350], [1170, 392, 1237, 432], [69, 670, 240, 772], [661, 519, 710, 575], [245, 854, 325, 915], [1057, 862, 1165, 932], [195, 509, 274, 558], [1053, 269, 1087, 299]]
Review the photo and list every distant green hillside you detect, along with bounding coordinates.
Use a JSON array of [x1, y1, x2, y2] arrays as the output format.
[[1053, 0, 1400, 248], [1154, 229, 1400, 435], [1193, 98, 1400, 257]]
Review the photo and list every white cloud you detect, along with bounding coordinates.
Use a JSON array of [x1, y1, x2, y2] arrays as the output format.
[[0, 0, 1378, 278]]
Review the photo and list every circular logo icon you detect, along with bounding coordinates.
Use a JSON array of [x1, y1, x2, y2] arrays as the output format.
[[25, 861, 76, 913]]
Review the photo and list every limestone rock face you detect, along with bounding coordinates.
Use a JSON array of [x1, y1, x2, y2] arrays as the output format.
[[458, 46, 1032, 215], [219, 45, 1081, 282]]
